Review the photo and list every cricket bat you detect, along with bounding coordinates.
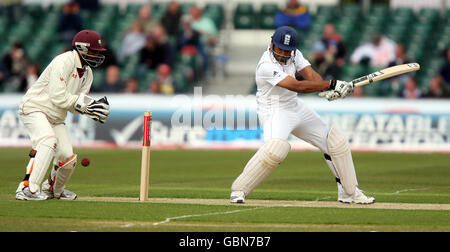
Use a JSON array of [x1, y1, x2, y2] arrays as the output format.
[[318, 63, 420, 97]]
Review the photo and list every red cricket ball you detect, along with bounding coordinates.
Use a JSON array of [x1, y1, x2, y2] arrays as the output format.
[[81, 158, 90, 167]]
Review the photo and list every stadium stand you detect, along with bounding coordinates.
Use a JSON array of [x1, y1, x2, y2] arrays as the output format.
[[0, 0, 448, 97]]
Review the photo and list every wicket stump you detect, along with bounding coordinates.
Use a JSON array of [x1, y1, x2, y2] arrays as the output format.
[[139, 110, 152, 201]]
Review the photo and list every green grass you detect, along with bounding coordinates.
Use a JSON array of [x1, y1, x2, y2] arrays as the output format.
[[0, 148, 449, 232]]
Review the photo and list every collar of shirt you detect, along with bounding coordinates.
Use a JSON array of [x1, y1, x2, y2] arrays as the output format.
[[73, 49, 87, 78], [73, 49, 83, 69], [77, 67, 86, 78]]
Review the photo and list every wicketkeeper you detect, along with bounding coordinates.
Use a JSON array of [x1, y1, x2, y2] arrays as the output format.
[[230, 26, 375, 204], [16, 30, 110, 200]]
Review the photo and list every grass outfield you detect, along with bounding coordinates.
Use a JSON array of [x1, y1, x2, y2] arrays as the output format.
[[0, 148, 449, 232]]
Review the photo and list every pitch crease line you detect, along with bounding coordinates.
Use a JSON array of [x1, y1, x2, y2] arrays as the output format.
[[152, 206, 272, 226]]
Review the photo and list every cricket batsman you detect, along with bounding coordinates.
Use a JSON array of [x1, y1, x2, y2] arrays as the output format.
[[230, 26, 375, 204], [15, 30, 110, 200]]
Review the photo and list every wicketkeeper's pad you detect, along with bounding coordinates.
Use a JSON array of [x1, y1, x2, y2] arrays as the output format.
[[46, 154, 77, 198]]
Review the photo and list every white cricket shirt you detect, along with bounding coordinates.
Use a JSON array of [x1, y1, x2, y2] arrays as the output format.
[[19, 50, 93, 124], [255, 47, 310, 112]]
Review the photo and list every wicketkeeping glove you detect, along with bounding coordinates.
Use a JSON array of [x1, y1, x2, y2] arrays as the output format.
[[74, 94, 95, 114], [87, 96, 110, 123], [87, 97, 109, 117], [74, 94, 110, 123]]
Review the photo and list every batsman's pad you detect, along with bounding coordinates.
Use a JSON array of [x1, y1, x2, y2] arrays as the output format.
[[51, 154, 77, 198], [327, 126, 358, 195], [231, 139, 291, 196]]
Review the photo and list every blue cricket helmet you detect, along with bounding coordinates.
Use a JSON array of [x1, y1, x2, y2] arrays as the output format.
[[271, 26, 299, 51]]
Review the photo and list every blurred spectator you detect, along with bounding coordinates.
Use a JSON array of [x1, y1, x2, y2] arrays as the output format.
[[98, 38, 117, 69], [3, 0, 23, 24], [139, 27, 174, 72], [139, 35, 164, 71], [0, 63, 9, 88], [320, 24, 346, 67], [178, 16, 201, 51], [150, 64, 177, 94], [423, 76, 450, 98], [25, 63, 40, 90], [275, 0, 311, 31], [308, 41, 338, 80], [388, 44, 410, 67], [118, 22, 147, 63], [350, 33, 396, 67], [161, 1, 182, 37], [2, 42, 28, 76], [439, 48, 450, 84], [74, 0, 99, 12], [399, 77, 421, 99], [123, 78, 140, 93], [58, 2, 83, 44], [177, 15, 207, 71], [189, 6, 218, 47], [152, 26, 175, 66], [2, 42, 29, 92], [135, 5, 160, 33], [97, 65, 125, 93], [387, 44, 411, 88]]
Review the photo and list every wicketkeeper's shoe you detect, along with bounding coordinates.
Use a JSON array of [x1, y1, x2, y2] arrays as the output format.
[[337, 183, 375, 204], [42, 178, 78, 200], [42, 187, 77, 200], [16, 187, 49, 201], [59, 189, 77, 200], [230, 191, 245, 203]]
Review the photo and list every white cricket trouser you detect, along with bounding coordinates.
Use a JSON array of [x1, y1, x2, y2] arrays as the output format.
[[259, 100, 340, 179], [258, 100, 329, 153], [18, 112, 74, 192], [230, 100, 339, 196]]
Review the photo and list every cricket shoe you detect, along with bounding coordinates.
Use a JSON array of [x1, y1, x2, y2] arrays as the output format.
[[42, 187, 77, 200], [16, 187, 49, 201], [230, 191, 245, 203], [42, 178, 77, 200], [337, 183, 375, 204]]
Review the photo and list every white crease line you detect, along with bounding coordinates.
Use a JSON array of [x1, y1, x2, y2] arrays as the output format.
[[312, 196, 333, 202], [153, 206, 272, 226], [120, 223, 135, 228], [386, 188, 429, 195]]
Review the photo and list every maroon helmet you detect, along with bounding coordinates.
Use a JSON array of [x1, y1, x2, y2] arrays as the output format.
[[72, 30, 106, 68]]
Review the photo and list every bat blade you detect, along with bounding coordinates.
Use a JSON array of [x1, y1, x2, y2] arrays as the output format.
[[317, 63, 420, 98], [352, 63, 420, 87]]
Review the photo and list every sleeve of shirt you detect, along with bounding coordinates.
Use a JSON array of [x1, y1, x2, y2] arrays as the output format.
[[256, 62, 288, 86], [47, 55, 79, 110], [294, 49, 311, 71]]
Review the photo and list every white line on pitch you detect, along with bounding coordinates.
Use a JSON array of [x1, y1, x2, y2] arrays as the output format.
[[152, 206, 272, 226], [386, 188, 430, 195]]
